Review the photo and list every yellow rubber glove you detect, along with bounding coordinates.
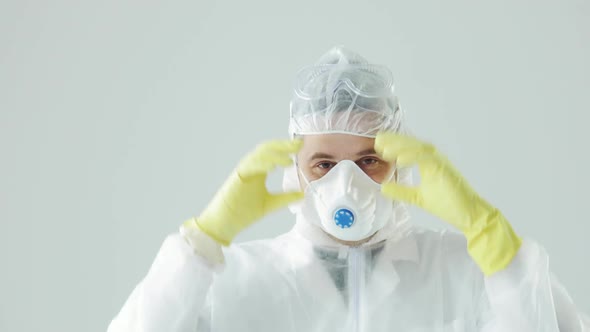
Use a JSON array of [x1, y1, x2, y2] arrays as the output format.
[[374, 132, 522, 275], [184, 139, 304, 246]]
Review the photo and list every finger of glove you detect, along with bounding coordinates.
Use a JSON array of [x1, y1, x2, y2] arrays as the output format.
[[395, 150, 441, 168], [381, 182, 422, 206], [258, 139, 303, 155], [398, 152, 452, 183], [238, 151, 294, 178], [264, 191, 305, 213], [238, 139, 302, 177], [375, 132, 435, 162]]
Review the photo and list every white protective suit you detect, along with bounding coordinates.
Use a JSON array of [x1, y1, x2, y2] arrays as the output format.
[[108, 47, 589, 332]]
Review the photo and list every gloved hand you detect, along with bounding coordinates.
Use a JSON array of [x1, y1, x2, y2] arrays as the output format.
[[374, 132, 522, 275], [184, 139, 304, 246]]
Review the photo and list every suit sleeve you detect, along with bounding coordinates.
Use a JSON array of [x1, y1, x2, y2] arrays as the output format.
[[481, 239, 588, 332], [107, 230, 223, 332]]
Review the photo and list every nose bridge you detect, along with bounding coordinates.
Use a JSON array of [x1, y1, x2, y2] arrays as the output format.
[[331, 160, 358, 192], [332, 78, 355, 93]]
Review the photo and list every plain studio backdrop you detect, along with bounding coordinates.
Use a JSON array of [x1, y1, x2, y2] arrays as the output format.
[[1, 0, 588, 331]]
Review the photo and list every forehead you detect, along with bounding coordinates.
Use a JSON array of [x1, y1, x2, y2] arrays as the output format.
[[299, 134, 376, 159]]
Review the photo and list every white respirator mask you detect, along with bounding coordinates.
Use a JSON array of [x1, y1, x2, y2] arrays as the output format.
[[298, 160, 395, 242]]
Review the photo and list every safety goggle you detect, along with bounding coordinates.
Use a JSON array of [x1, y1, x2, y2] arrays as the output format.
[[293, 64, 395, 100]]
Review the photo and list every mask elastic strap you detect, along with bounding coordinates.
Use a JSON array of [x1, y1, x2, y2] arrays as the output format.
[[384, 164, 398, 184], [295, 157, 331, 211], [382, 164, 402, 211], [296, 159, 316, 194]]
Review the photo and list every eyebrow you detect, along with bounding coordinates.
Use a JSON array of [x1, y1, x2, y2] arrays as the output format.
[[309, 148, 377, 161], [356, 148, 377, 156], [309, 152, 335, 160]]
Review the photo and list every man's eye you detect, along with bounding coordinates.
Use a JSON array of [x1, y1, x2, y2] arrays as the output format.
[[357, 157, 383, 171], [360, 158, 378, 165], [358, 158, 380, 167], [317, 162, 335, 170]]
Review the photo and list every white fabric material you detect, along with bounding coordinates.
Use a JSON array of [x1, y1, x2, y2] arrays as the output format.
[[179, 223, 225, 268], [108, 225, 588, 332], [108, 235, 215, 332]]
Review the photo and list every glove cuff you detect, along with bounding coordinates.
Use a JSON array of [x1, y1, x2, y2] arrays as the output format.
[[464, 209, 523, 276], [186, 216, 234, 247], [194, 172, 249, 246], [180, 218, 226, 266]]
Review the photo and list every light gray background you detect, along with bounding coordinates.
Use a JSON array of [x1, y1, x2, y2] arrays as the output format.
[[1, 1, 588, 331]]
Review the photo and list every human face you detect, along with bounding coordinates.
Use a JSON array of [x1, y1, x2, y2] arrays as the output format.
[[296, 133, 394, 188]]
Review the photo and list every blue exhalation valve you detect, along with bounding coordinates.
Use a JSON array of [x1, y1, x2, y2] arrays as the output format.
[[333, 208, 355, 228]]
